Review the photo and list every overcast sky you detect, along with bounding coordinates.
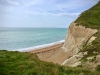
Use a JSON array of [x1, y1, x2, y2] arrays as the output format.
[[0, 0, 99, 28]]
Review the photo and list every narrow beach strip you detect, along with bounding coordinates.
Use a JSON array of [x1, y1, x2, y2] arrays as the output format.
[[29, 43, 64, 54]]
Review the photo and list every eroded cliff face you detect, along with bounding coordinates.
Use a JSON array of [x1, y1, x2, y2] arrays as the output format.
[[62, 1, 100, 69], [63, 22, 97, 55], [62, 22, 97, 67]]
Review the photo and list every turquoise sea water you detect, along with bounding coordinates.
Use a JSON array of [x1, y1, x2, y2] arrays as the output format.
[[0, 27, 67, 51]]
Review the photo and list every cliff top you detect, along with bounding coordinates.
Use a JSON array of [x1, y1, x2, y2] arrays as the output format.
[[75, 1, 100, 63], [75, 1, 100, 29]]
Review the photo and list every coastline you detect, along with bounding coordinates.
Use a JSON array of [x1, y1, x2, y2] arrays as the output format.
[[0, 28, 67, 51], [29, 42, 64, 54], [17, 40, 65, 52]]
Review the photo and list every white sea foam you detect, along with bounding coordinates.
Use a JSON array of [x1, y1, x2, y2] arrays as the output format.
[[17, 40, 65, 52]]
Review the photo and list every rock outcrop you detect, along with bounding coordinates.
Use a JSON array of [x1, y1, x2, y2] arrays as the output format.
[[63, 22, 97, 55], [62, 1, 100, 68], [62, 22, 97, 66]]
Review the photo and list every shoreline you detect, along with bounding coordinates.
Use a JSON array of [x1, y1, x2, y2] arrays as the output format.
[[16, 40, 65, 52], [29, 42, 64, 54]]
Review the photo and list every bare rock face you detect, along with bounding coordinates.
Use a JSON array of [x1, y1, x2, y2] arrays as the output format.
[[62, 22, 97, 66], [63, 22, 97, 55], [61, 52, 83, 67], [61, 52, 88, 67]]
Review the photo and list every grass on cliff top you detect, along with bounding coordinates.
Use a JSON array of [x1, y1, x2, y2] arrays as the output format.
[[75, 1, 100, 29], [75, 1, 100, 57], [0, 50, 100, 75]]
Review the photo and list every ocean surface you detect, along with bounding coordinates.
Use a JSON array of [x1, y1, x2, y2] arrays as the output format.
[[0, 27, 68, 52]]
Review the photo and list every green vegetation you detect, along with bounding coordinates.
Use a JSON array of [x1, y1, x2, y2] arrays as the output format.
[[75, 1, 100, 57], [96, 65, 100, 71], [75, 1, 100, 29], [0, 50, 100, 75]]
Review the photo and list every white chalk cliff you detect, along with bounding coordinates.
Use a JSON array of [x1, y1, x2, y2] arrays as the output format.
[[62, 22, 97, 66]]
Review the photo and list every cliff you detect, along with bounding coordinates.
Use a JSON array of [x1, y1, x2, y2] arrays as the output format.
[[63, 22, 97, 55], [62, 1, 100, 69], [62, 22, 97, 67]]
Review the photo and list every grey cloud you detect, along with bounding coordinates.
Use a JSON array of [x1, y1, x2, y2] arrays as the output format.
[[7, 0, 19, 6]]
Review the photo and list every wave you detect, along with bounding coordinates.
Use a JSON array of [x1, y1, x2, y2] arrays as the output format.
[[16, 40, 65, 52]]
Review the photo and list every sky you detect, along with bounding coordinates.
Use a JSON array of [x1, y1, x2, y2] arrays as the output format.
[[0, 0, 99, 28]]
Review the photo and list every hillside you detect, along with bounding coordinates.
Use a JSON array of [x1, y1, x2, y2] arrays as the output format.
[[75, 1, 100, 54], [62, 1, 100, 70], [0, 50, 100, 75], [75, 1, 100, 61]]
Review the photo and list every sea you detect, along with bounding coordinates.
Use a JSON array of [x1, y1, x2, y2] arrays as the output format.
[[0, 27, 68, 52]]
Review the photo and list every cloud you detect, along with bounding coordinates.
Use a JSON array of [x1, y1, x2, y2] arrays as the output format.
[[0, 0, 99, 27], [5, 6, 14, 12], [0, 4, 2, 6], [21, 0, 99, 15], [56, 13, 80, 17], [0, 4, 14, 12], [25, 10, 80, 19], [7, 0, 19, 6], [23, 0, 43, 7], [53, 0, 99, 12]]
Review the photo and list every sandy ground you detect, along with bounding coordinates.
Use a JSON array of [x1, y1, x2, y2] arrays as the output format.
[[29, 43, 71, 65]]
